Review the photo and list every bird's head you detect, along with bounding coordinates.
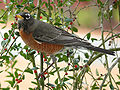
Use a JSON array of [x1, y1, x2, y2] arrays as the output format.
[[15, 12, 33, 21]]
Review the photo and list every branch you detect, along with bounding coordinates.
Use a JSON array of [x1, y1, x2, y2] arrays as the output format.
[[100, 57, 120, 90]]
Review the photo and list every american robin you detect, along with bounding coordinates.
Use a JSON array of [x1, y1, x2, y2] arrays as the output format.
[[15, 12, 115, 56]]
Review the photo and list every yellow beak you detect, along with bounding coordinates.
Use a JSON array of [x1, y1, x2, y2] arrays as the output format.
[[15, 15, 24, 19]]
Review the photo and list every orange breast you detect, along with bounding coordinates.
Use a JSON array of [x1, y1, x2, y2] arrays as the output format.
[[19, 29, 64, 55]]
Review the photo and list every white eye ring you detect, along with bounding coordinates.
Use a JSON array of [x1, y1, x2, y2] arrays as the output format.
[[25, 13, 30, 20]]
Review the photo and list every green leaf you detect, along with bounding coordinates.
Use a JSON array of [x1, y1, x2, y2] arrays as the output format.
[[24, 68, 33, 74], [2, 56, 10, 63], [11, 60, 17, 68], [84, 53, 89, 59], [68, 76, 75, 80], [55, 78, 58, 84], [0, 70, 3, 73], [47, 83, 55, 87], [4, 33, 9, 39], [117, 75, 120, 79], [16, 5, 24, 8], [71, 27, 78, 32], [86, 33, 91, 40], [116, 81, 120, 85], [31, 81, 37, 85], [0, 21, 6, 23], [91, 38, 97, 42], [16, 85, 19, 90], [109, 83, 114, 89], [5, 80, 14, 87], [96, 69, 99, 76]]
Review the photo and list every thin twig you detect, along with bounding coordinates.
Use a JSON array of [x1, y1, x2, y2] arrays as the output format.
[[100, 57, 120, 90]]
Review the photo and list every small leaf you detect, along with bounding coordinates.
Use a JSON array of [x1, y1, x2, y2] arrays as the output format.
[[86, 33, 91, 40], [96, 69, 99, 76], [0, 21, 6, 23], [55, 78, 58, 84], [31, 81, 37, 85], [84, 53, 89, 59], [24, 68, 33, 74], [68, 76, 75, 80], [4, 33, 9, 39], [11, 60, 17, 68], [116, 81, 120, 85], [47, 83, 55, 87], [71, 27, 78, 32], [91, 38, 97, 42]]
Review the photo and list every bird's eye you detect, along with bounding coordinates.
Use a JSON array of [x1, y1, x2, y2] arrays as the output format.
[[25, 13, 30, 20]]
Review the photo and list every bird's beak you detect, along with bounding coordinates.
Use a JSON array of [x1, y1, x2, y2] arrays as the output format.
[[15, 14, 24, 19]]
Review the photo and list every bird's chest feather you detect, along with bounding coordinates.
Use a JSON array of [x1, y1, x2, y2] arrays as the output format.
[[19, 29, 64, 54]]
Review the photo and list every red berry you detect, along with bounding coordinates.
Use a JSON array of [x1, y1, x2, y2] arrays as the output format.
[[74, 65, 78, 68], [43, 55, 45, 58], [15, 22, 17, 24], [44, 58, 47, 62], [115, 0, 117, 2], [34, 70, 37, 73], [68, 26, 70, 29], [47, 54, 49, 56], [19, 79, 22, 82], [15, 78, 18, 81], [37, 51, 39, 53], [15, 16, 18, 21], [26, 49, 28, 52], [18, 74, 21, 76], [13, 36, 15, 39], [40, 16, 42, 19], [70, 22, 73, 25], [79, 66, 83, 69], [65, 72, 68, 75], [4, 48, 7, 51], [60, 0, 63, 3], [17, 80, 21, 83], [4, 38, 6, 40], [17, 79, 22, 83], [11, 23, 14, 25], [51, 86, 55, 88], [44, 72, 48, 75], [73, 18, 76, 22], [41, 75, 43, 78]]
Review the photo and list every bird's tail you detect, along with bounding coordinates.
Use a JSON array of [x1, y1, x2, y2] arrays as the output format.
[[84, 45, 115, 56]]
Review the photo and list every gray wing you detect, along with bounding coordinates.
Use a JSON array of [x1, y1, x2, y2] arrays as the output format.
[[32, 20, 115, 55], [32, 20, 88, 46]]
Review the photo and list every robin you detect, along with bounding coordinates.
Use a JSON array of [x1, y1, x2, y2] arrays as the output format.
[[15, 12, 115, 56]]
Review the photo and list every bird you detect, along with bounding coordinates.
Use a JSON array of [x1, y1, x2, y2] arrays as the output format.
[[15, 12, 115, 56]]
